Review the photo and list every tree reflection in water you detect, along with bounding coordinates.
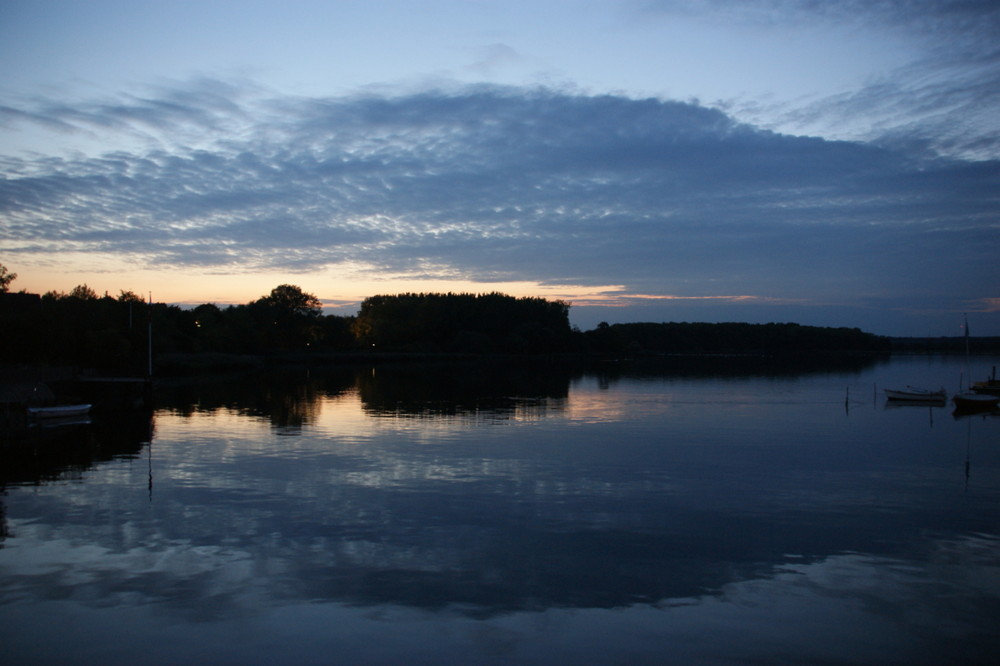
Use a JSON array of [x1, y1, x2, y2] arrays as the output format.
[[2, 355, 999, 664]]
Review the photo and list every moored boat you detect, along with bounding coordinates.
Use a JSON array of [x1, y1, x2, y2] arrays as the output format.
[[884, 386, 946, 402], [952, 392, 1000, 412], [951, 315, 998, 413], [27, 404, 91, 420], [971, 366, 1000, 395]]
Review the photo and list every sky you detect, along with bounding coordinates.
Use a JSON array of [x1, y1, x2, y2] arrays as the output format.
[[1, 0, 998, 336]]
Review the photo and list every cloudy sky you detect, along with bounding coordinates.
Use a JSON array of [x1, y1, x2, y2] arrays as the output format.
[[1, 0, 998, 336]]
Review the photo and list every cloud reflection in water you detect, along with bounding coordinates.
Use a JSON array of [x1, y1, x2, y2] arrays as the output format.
[[1, 358, 999, 663]]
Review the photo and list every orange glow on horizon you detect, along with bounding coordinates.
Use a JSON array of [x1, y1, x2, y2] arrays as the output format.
[[8, 257, 801, 314], [9, 260, 630, 311]]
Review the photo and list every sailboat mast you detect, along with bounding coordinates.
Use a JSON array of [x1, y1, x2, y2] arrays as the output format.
[[963, 313, 970, 391], [147, 292, 153, 378]]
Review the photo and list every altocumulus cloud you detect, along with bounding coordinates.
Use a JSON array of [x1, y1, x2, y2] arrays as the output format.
[[650, 1, 1000, 160], [1, 81, 998, 328]]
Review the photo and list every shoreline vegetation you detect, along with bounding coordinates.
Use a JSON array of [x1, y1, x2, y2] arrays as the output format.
[[2, 283, 997, 378]]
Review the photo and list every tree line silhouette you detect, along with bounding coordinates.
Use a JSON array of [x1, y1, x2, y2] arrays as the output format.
[[584, 321, 888, 355], [354, 292, 573, 353], [2, 274, 889, 373]]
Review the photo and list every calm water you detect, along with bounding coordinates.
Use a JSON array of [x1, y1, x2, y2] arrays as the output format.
[[2, 355, 999, 664]]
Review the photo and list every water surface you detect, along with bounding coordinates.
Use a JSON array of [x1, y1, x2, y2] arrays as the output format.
[[2, 355, 999, 664]]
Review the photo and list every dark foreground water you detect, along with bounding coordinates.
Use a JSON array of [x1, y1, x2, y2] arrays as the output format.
[[2, 355, 999, 664]]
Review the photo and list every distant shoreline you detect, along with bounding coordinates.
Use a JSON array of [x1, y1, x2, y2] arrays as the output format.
[[5, 340, 999, 381], [888, 336, 1000, 353]]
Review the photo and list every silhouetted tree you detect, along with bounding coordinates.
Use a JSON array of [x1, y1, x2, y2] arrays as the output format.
[[0, 263, 16, 292], [246, 284, 324, 351], [69, 284, 98, 300], [118, 290, 145, 304], [353, 292, 572, 352], [260, 284, 323, 317]]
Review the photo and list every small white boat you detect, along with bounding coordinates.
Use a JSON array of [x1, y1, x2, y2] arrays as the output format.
[[884, 386, 946, 402], [27, 404, 91, 420]]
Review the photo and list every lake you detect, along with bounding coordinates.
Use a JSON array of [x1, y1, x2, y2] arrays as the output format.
[[2, 354, 999, 664]]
